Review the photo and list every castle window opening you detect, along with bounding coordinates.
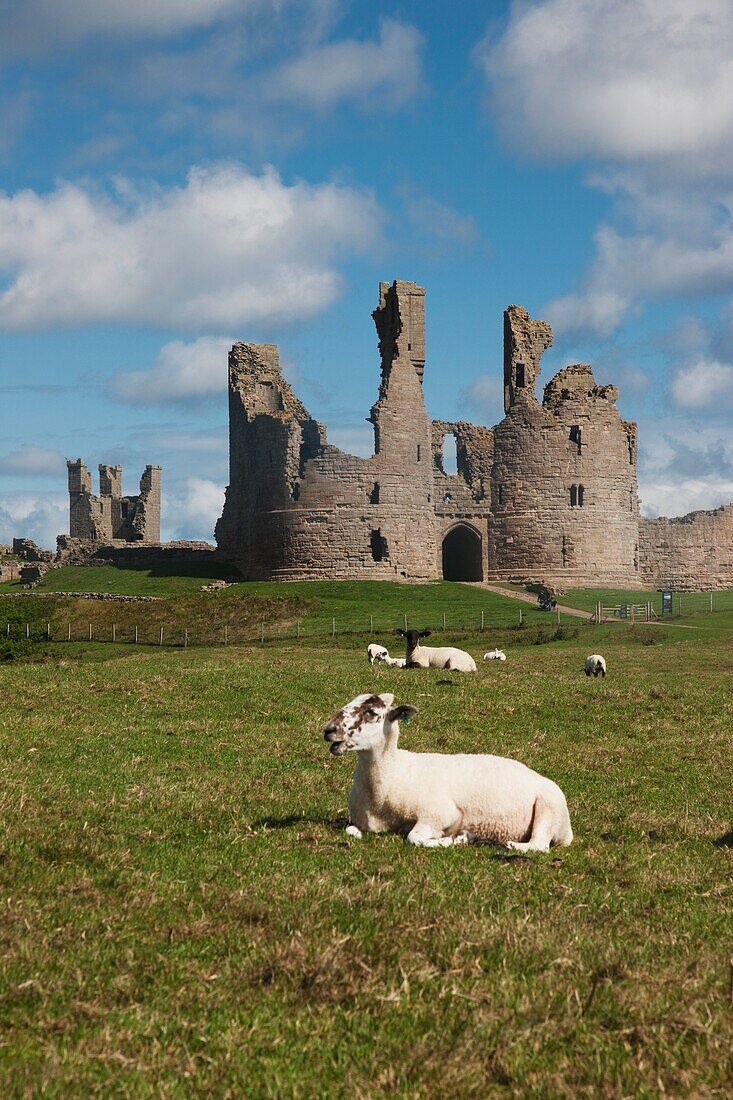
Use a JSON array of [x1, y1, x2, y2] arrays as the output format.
[[578, 484, 585, 507], [443, 492, 452, 503], [442, 525, 483, 582], [442, 432, 458, 475], [370, 482, 380, 504], [417, 444, 422, 462], [497, 484, 504, 506], [370, 529, 388, 562], [570, 485, 577, 507], [569, 425, 582, 453], [516, 363, 525, 388]]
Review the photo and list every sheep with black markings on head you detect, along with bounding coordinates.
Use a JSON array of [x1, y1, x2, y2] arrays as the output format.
[[367, 643, 407, 668], [323, 693, 573, 851], [398, 628, 476, 673]]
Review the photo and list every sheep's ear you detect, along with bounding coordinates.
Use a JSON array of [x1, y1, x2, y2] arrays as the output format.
[[378, 693, 395, 708], [420, 629, 432, 638], [387, 704, 418, 724]]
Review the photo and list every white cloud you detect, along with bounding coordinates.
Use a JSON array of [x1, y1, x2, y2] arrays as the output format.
[[0, 1, 260, 55], [111, 337, 233, 405], [461, 374, 504, 425], [328, 426, 373, 457], [639, 477, 733, 519], [0, 493, 67, 550], [480, 0, 733, 175], [266, 19, 424, 110], [0, 445, 64, 476], [403, 193, 478, 248], [671, 358, 733, 409], [0, 164, 381, 331], [163, 477, 224, 542]]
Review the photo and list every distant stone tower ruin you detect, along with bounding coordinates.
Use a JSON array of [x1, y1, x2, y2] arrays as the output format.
[[67, 461, 161, 542], [215, 280, 733, 590]]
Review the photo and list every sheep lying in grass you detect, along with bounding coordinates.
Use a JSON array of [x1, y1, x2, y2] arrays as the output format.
[[367, 643, 407, 668], [323, 693, 573, 851], [398, 629, 476, 673], [483, 648, 507, 661], [585, 654, 607, 678]]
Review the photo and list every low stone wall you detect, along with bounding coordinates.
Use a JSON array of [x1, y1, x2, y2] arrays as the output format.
[[639, 505, 733, 590], [56, 537, 222, 571]]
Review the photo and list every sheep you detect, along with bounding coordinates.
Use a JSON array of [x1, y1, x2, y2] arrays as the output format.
[[323, 693, 573, 851], [483, 648, 507, 661], [367, 643, 389, 665], [584, 654, 607, 678], [397, 628, 477, 673], [367, 643, 407, 668]]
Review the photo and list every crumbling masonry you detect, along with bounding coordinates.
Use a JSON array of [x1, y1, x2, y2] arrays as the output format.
[[215, 280, 733, 590], [67, 460, 161, 543]]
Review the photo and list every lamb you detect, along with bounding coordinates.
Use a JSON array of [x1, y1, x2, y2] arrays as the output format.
[[483, 648, 507, 661], [367, 643, 407, 668], [584, 654, 607, 678], [398, 629, 477, 673], [367, 643, 389, 665], [323, 693, 573, 851]]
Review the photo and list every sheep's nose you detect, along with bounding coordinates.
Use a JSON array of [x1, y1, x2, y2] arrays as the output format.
[[323, 722, 341, 742]]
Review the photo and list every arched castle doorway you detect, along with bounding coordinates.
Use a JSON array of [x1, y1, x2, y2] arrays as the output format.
[[442, 524, 483, 582]]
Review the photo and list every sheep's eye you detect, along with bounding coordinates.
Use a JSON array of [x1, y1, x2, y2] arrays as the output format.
[[365, 709, 378, 719]]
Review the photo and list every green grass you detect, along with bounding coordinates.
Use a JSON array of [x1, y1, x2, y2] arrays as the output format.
[[562, 586, 733, 618], [1, 620, 731, 1096]]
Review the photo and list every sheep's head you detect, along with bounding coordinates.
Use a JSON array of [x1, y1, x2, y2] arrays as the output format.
[[323, 693, 418, 756], [397, 628, 431, 653]]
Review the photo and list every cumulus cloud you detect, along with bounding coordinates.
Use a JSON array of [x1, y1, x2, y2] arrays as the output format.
[[0, 164, 381, 331], [671, 358, 733, 409], [481, 1, 733, 338], [0, 493, 67, 550], [0, 445, 64, 476], [163, 477, 224, 542], [461, 374, 504, 426], [266, 20, 424, 110], [480, 0, 733, 175], [110, 337, 234, 405], [0, 1, 262, 55], [639, 477, 733, 519]]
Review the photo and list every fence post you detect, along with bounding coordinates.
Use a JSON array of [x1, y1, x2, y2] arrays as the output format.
[[597, 601, 602, 624], [556, 607, 560, 624], [88, 624, 92, 641], [630, 605, 634, 625], [134, 625, 138, 645], [519, 609, 523, 626], [369, 614, 373, 634], [184, 629, 188, 648], [297, 619, 300, 640], [442, 611, 446, 630], [332, 617, 336, 637], [6, 623, 9, 636], [480, 610, 484, 631], [224, 624, 228, 646], [159, 626, 164, 646], [678, 595, 682, 617], [112, 623, 116, 643], [67, 623, 71, 641], [26, 623, 29, 638], [261, 621, 265, 644], [710, 592, 713, 613], [47, 622, 50, 639], [404, 613, 408, 630]]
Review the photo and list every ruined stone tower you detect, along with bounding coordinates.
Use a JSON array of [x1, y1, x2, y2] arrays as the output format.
[[67, 460, 161, 542], [215, 280, 733, 589]]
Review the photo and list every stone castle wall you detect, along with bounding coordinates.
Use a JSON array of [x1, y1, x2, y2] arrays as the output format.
[[639, 506, 733, 590], [215, 280, 733, 588], [67, 461, 161, 543]]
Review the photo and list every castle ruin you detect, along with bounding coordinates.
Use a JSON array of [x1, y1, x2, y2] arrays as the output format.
[[215, 280, 733, 590], [67, 460, 161, 543]]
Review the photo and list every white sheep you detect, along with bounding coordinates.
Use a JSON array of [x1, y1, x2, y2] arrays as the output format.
[[398, 629, 476, 673], [323, 693, 573, 851], [483, 648, 507, 661], [367, 643, 407, 668], [584, 654, 607, 678], [367, 643, 389, 665]]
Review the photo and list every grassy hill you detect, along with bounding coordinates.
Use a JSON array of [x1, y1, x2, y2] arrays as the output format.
[[1, 622, 731, 1095]]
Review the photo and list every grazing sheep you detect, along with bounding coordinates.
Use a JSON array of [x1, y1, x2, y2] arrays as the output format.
[[367, 643, 389, 665], [367, 643, 407, 668], [323, 693, 573, 851], [483, 648, 507, 661], [584, 654, 607, 678], [398, 629, 477, 673]]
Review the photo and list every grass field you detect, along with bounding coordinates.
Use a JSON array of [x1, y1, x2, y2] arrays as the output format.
[[1, 583, 731, 1097]]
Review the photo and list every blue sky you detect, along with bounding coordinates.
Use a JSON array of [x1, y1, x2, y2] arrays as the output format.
[[1, 0, 732, 548]]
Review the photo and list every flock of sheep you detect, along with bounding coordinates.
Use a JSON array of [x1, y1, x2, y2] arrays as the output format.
[[322, 630, 608, 852]]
